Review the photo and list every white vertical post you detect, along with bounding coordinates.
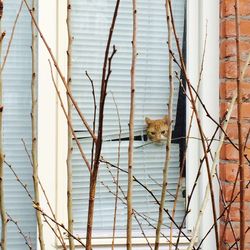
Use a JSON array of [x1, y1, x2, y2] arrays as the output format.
[[56, 0, 69, 236], [198, 0, 219, 249], [37, 0, 58, 249], [186, 0, 200, 232], [186, 0, 219, 248]]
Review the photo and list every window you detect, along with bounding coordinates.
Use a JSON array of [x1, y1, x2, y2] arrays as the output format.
[[0, 0, 219, 249], [71, 0, 186, 238], [1, 0, 36, 248]]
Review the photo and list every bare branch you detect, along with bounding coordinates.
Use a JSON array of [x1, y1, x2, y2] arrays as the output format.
[[155, 1, 173, 249], [21, 139, 66, 248], [127, 0, 137, 248], [85, 71, 96, 169], [0, 1, 7, 247], [23, 0, 96, 141], [110, 92, 122, 250], [30, 1, 45, 248], [34, 205, 86, 248], [48, 60, 91, 172], [7, 213, 33, 250], [187, 90, 237, 250], [85, 0, 120, 248], [1, 0, 23, 73], [66, 1, 75, 249], [167, 0, 219, 247], [235, 1, 245, 249]]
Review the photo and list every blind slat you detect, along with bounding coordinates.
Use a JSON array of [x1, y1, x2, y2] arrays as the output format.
[[72, 0, 185, 236], [1, 1, 36, 249]]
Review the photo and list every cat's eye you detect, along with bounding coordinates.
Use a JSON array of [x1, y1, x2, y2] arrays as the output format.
[[161, 130, 166, 134], [150, 132, 155, 135]]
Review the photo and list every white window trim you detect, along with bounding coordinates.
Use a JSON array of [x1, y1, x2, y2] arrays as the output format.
[[37, 0, 219, 249], [37, 0, 59, 249], [186, 0, 219, 249]]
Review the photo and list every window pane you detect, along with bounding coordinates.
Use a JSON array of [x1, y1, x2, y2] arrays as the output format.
[[71, 0, 186, 236], [1, 1, 36, 249]]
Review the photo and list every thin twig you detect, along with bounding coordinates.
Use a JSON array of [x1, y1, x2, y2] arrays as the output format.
[[235, 1, 245, 249], [7, 213, 33, 250], [66, 1, 75, 249], [38, 172, 67, 249], [215, 172, 239, 249], [174, 23, 208, 250], [127, 0, 137, 248], [110, 92, 122, 250], [100, 180, 164, 247], [167, 0, 219, 247], [34, 205, 86, 248], [220, 50, 250, 247], [100, 158, 192, 242], [158, 1, 175, 249], [197, 183, 242, 249], [0, 1, 7, 248], [1, 0, 23, 73], [5, 160, 74, 250], [21, 139, 67, 249], [42, 215, 66, 248], [134, 213, 153, 250], [48, 60, 91, 172], [85, 1, 120, 248], [187, 91, 237, 250], [30, 1, 45, 248], [175, 128, 221, 250], [23, 0, 96, 141], [229, 227, 250, 250], [85, 71, 96, 170], [243, 128, 250, 152]]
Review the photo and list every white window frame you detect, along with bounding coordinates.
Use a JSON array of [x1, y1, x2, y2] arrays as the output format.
[[186, 0, 219, 249], [37, 0, 219, 249]]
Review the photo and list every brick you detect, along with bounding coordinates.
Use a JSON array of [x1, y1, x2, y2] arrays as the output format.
[[220, 0, 250, 247], [220, 102, 248, 119], [220, 102, 250, 119], [220, 81, 250, 100], [220, 40, 250, 60], [222, 183, 250, 202], [228, 203, 250, 221], [221, 245, 250, 250], [220, 61, 250, 79], [220, 144, 238, 161], [220, 163, 250, 182], [221, 0, 250, 17], [220, 61, 237, 78], [220, 245, 239, 250], [220, 202, 250, 221], [220, 143, 250, 161], [221, 222, 250, 243], [225, 122, 250, 141], [221, 20, 250, 38]]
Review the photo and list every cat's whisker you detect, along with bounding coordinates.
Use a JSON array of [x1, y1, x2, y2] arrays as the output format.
[[135, 141, 153, 149]]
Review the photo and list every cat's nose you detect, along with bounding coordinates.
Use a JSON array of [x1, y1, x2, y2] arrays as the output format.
[[155, 136, 161, 142]]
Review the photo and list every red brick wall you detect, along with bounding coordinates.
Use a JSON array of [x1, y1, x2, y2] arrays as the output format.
[[220, 0, 250, 249]]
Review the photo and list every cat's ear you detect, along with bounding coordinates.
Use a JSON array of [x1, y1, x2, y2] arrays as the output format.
[[163, 115, 169, 124], [145, 117, 152, 125]]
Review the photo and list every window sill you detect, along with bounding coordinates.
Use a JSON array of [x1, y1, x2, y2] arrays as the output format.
[[78, 236, 191, 246], [61, 230, 192, 248]]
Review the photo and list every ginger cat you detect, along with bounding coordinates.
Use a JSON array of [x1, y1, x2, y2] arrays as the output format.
[[145, 115, 169, 143]]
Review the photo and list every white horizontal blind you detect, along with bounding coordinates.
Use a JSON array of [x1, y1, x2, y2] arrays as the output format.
[[73, 142, 184, 235], [1, 1, 36, 249], [71, 0, 185, 237]]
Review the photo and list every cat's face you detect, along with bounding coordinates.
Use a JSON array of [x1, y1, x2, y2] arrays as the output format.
[[145, 115, 169, 143]]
